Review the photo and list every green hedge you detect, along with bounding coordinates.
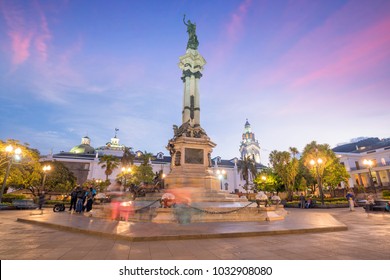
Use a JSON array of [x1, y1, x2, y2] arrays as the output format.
[[1, 194, 27, 203]]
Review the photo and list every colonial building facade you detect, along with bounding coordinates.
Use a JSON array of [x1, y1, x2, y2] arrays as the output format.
[[45, 124, 265, 193], [333, 137, 390, 189]]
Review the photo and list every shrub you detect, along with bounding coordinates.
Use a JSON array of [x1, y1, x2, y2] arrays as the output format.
[[1, 194, 26, 203], [382, 190, 390, 197]]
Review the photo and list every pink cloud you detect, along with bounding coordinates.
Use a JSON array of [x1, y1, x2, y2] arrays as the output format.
[[291, 17, 390, 88], [8, 31, 33, 65], [207, 0, 254, 75], [226, 0, 252, 42], [0, 0, 52, 66], [1, 0, 31, 65], [256, 0, 390, 90], [33, 0, 51, 61]]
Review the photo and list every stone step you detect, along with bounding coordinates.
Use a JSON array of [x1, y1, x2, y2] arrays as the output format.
[[128, 205, 287, 223], [136, 194, 248, 202]]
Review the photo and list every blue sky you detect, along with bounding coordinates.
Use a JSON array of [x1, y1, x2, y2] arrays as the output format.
[[1, 0, 389, 165]]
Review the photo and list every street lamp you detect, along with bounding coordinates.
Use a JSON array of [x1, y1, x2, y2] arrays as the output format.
[[216, 169, 226, 190], [0, 145, 22, 203], [310, 157, 325, 206], [121, 166, 132, 187], [41, 164, 52, 192], [363, 159, 376, 194]]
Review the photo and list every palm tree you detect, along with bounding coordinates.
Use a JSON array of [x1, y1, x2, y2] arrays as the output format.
[[98, 155, 120, 181], [121, 146, 135, 166], [139, 151, 154, 166], [288, 146, 300, 192], [289, 147, 299, 158], [238, 156, 258, 192]]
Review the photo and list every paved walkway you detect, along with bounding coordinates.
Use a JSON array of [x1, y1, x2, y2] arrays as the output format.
[[16, 208, 346, 241], [0, 208, 389, 260]]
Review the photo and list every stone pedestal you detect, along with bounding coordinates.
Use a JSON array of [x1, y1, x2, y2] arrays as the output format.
[[165, 133, 220, 190], [130, 203, 287, 223], [132, 189, 288, 223]]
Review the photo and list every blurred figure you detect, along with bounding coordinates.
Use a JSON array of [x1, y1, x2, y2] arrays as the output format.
[[75, 186, 85, 213], [160, 193, 176, 208], [305, 198, 312, 208], [346, 192, 355, 211], [69, 187, 78, 211], [365, 195, 375, 212], [299, 193, 305, 209], [38, 192, 45, 210], [84, 187, 95, 212]]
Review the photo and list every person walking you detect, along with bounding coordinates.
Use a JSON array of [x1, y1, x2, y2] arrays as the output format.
[[346, 192, 355, 211], [38, 192, 45, 210], [299, 193, 305, 209], [348, 197, 355, 211]]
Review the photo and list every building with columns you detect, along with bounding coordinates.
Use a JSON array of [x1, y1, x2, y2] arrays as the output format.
[[333, 137, 390, 189]]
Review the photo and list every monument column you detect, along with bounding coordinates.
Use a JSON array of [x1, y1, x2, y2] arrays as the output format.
[[165, 15, 219, 190]]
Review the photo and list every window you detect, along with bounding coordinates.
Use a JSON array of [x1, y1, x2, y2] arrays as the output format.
[[156, 152, 164, 160]]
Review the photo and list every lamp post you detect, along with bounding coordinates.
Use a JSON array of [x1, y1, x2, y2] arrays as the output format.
[[261, 175, 267, 192], [310, 157, 325, 206], [161, 173, 166, 189], [363, 159, 376, 194], [0, 145, 22, 203], [121, 166, 132, 187], [41, 164, 52, 192], [216, 169, 226, 190]]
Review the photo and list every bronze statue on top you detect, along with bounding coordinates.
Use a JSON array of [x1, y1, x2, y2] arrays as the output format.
[[183, 14, 199, 50]]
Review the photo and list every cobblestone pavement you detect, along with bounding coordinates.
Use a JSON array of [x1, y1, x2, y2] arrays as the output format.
[[0, 208, 389, 260]]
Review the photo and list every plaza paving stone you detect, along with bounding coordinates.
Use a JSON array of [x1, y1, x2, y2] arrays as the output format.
[[0, 208, 389, 260]]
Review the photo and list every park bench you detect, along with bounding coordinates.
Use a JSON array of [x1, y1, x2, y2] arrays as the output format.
[[12, 199, 37, 209], [364, 200, 389, 212]]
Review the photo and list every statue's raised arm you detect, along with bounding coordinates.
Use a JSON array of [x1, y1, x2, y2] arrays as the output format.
[[183, 14, 196, 37], [183, 14, 199, 50]]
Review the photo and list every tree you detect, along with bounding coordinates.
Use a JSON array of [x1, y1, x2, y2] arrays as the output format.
[[238, 156, 258, 192], [39, 161, 77, 194], [139, 151, 154, 166], [323, 157, 350, 197], [121, 146, 135, 166], [83, 179, 108, 193], [269, 149, 299, 200], [253, 167, 283, 193], [301, 141, 350, 204], [130, 151, 155, 185], [116, 169, 133, 188], [98, 155, 120, 181], [1, 139, 42, 198], [287, 147, 300, 195]]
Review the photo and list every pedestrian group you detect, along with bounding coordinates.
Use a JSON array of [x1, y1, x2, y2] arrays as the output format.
[[69, 185, 96, 214]]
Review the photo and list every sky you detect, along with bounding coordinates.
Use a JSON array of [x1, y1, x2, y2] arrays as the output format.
[[0, 0, 389, 165]]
